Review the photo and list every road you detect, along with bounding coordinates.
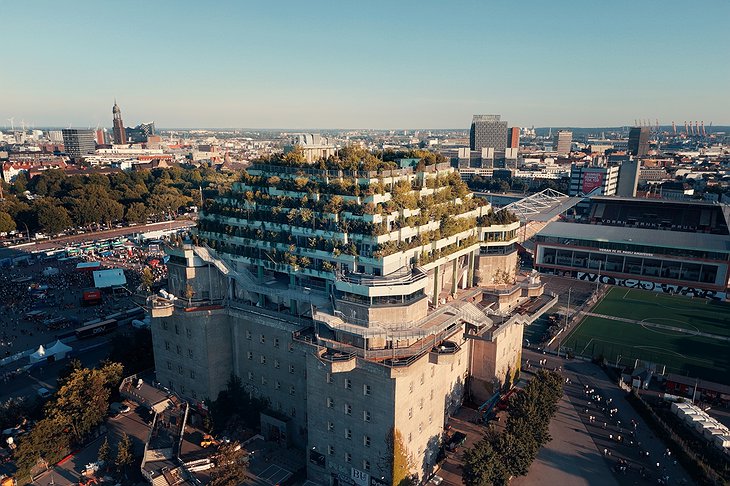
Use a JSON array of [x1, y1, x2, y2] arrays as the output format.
[[514, 350, 694, 486], [11, 219, 195, 252]]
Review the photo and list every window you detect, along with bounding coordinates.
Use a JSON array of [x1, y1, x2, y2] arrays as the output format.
[[419, 398, 424, 410], [328, 445, 335, 455], [190, 370, 195, 379], [363, 460, 370, 471], [408, 408, 413, 419], [328, 421, 335, 431], [260, 355, 266, 365], [344, 428, 352, 440], [363, 436, 371, 447], [178, 365, 183, 375], [363, 384, 371, 396], [274, 359, 280, 369], [247, 351, 253, 360], [248, 372, 254, 381], [344, 378, 352, 390], [327, 397, 334, 408], [274, 338, 279, 348], [167, 361, 172, 370], [420, 373, 425, 385], [430, 389, 434, 400], [289, 364, 295, 374], [429, 414, 433, 423], [344, 404, 352, 415], [191, 390, 197, 399], [246, 330, 252, 340], [363, 411, 371, 422], [164, 341, 170, 351], [418, 423, 423, 433], [261, 376, 267, 386], [186, 328, 192, 339], [289, 386, 295, 396], [188, 349, 194, 359], [260, 334, 265, 344], [431, 367, 435, 377], [326, 373, 333, 384], [290, 407, 296, 417], [408, 433, 412, 443], [288, 342, 294, 352], [275, 381, 281, 390], [409, 382, 414, 394], [180, 385, 185, 394], [162, 321, 168, 331], [176, 345, 181, 355], [344, 452, 351, 463]]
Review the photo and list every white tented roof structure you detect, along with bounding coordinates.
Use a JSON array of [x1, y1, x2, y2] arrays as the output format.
[[30, 340, 72, 363], [93, 268, 127, 289], [496, 188, 581, 222]]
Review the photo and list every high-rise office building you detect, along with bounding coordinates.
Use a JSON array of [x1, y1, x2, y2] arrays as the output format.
[[507, 126, 520, 149], [150, 152, 531, 485], [61, 129, 96, 159], [555, 130, 572, 155], [569, 162, 619, 196], [628, 127, 651, 157], [112, 100, 127, 145], [617, 158, 640, 197], [470, 115, 508, 151]]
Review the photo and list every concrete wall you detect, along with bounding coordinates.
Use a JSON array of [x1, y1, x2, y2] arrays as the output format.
[[476, 251, 518, 286], [151, 308, 232, 402], [469, 320, 523, 403]]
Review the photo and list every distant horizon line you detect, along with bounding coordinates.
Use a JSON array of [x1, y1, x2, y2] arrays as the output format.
[[6, 125, 730, 132]]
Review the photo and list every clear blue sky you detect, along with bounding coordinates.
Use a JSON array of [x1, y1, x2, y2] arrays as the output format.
[[2, 0, 729, 129]]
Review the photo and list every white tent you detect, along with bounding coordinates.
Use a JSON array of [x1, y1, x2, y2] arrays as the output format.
[[93, 269, 127, 289], [30, 340, 72, 363]]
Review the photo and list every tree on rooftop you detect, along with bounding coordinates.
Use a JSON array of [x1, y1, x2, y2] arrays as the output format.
[[210, 442, 248, 486], [115, 432, 133, 477]]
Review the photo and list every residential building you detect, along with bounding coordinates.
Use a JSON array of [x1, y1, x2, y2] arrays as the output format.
[[628, 127, 651, 157], [285, 133, 336, 163], [507, 127, 520, 149], [554, 130, 572, 156], [149, 154, 530, 485], [616, 158, 640, 197], [569, 162, 619, 196], [62, 129, 96, 159], [470, 115, 508, 152]]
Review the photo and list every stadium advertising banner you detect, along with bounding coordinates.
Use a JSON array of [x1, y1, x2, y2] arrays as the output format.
[[576, 272, 726, 300], [582, 172, 604, 194]]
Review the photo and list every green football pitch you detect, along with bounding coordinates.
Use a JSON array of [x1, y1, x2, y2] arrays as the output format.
[[562, 287, 730, 385]]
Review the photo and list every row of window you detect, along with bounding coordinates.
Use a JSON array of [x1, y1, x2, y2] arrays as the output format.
[[244, 330, 294, 351], [324, 447, 370, 471], [167, 380, 198, 400], [325, 397, 373, 421], [160, 321, 193, 339], [167, 361, 196, 380], [164, 341, 194, 358]]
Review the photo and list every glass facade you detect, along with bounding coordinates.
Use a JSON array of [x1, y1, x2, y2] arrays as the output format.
[[538, 246, 723, 286]]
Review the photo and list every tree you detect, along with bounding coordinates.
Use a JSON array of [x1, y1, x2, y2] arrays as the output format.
[[98, 436, 111, 468], [387, 428, 415, 486], [47, 362, 123, 444], [125, 202, 148, 224], [210, 442, 247, 486], [115, 432, 133, 475], [36, 203, 72, 235], [12, 172, 28, 194], [0, 211, 16, 233], [462, 433, 509, 486], [141, 267, 155, 292]]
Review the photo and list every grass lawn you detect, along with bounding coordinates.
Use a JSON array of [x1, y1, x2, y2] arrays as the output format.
[[562, 287, 730, 384]]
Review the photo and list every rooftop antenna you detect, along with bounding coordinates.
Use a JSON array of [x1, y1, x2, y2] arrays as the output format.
[[6, 117, 14, 131]]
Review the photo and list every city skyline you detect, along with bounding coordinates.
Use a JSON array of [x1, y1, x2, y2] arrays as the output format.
[[2, 0, 729, 129]]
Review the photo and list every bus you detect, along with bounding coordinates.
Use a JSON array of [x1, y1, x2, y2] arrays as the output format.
[[74, 319, 118, 339]]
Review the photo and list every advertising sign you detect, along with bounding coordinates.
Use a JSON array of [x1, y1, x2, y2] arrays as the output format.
[[352, 468, 369, 486], [582, 172, 604, 194]]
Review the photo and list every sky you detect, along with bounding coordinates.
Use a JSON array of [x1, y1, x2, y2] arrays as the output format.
[[2, 0, 729, 129]]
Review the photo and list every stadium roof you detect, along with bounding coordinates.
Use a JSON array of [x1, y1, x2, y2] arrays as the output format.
[[537, 221, 730, 253]]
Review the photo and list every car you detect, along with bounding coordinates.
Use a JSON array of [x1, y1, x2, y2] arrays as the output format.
[[37, 388, 52, 399], [428, 475, 444, 485], [109, 402, 131, 415]]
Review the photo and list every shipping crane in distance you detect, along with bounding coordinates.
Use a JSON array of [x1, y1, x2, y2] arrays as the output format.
[[6, 117, 14, 131], [701, 121, 706, 137], [672, 121, 676, 135], [684, 121, 689, 135]]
